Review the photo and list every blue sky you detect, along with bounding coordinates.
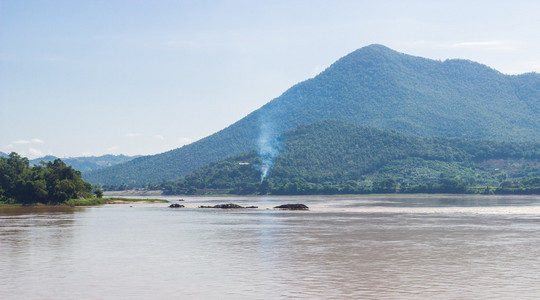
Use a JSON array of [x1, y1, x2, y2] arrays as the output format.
[[1, 0, 540, 159]]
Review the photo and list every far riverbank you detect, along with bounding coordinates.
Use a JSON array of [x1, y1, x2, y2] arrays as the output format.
[[104, 190, 164, 197]]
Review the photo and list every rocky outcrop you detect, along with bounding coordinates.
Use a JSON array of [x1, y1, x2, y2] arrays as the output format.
[[199, 203, 257, 209], [274, 204, 309, 210], [169, 203, 185, 208]]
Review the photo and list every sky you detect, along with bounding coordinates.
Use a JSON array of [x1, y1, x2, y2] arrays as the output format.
[[1, 0, 540, 159]]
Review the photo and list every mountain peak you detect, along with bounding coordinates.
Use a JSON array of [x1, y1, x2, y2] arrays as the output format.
[[346, 44, 399, 58], [318, 44, 412, 78], [360, 43, 395, 52]]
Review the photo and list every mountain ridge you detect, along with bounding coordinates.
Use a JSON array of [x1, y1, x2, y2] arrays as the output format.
[[31, 154, 140, 172]]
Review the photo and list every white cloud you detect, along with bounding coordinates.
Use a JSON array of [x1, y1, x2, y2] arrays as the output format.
[[28, 148, 43, 157], [107, 146, 119, 151], [127, 133, 142, 137], [179, 137, 193, 146], [6, 144, 14, 149], [311, 65, 326, 77], [13, 140, 30, 144], [155, 134, 165, 140], [11, 138, 45, 145]]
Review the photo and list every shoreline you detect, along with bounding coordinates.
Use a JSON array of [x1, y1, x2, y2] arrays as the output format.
[[104, 190, 164, 197], [0, 197, 168, 208]]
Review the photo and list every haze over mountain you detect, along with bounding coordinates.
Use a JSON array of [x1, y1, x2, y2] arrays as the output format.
[[31, 154, 140, 172], [85, 44, 540, 186]]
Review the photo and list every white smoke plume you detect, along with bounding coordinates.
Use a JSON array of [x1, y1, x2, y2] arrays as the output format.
[[257, 117, 280, 182]]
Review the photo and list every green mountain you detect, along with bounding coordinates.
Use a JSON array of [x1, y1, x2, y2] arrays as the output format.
[[160, 120, 540, 195], [85, 44, 540, 186], [31, 154, 140, 172]]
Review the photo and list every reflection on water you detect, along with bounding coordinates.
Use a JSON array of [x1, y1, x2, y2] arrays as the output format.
[[1, 195, 540, 299]]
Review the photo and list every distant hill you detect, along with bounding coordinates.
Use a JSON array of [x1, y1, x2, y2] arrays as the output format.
[[31, 154, 140, 172], [0, 152, 8, 158], [85, 44, 540, 186], [160, 120, 540, 195]]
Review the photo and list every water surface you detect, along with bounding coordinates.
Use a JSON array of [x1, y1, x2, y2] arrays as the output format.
[[1, 195, 540, 299]]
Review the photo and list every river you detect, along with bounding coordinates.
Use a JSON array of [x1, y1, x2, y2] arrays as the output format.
[[1, 195, 540, 299]]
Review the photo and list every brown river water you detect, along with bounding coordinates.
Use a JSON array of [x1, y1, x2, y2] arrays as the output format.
[[1, 195, 540, 299]]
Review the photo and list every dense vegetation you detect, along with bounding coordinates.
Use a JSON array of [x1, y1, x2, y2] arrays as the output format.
[[31, 154, 139, 172], [0, 152, 96, 205], [496, 178, 540, 194], [85, 44, 540, 186], [159, 121, 540, 195]]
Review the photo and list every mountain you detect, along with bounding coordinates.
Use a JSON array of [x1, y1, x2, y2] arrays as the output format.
[[160, 120, 540, 195], [31, 154, 140, 172], [84, 44, 540, 186], [0, 152, 8, 158], [30, 155, 58, 164]]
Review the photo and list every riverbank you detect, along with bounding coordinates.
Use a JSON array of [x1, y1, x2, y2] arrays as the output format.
[[0, 200, 102, 207], [102, 197, 168, 204], [0, 197, 168, 207], [104, 190, 163, 197]]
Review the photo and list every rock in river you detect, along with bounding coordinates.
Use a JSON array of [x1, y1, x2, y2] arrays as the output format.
[[199, 203, 257, 209], [274, 204, 309, 210], [169, 203, 185, 208]]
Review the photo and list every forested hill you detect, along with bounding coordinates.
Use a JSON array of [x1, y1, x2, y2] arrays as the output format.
[[85, 44, 540, 186], [161, 120, 540, 195]]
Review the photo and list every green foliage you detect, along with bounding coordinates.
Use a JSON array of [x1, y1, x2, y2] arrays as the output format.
[[84, 44, 540, 186], [94, 189, 104, 198], [65, 198, 104, 206], [495, 177, 540, 194], [370, 158, 496, 186], [0, 152, 93, 205], [160, 152, 261, 195], [159, 121, 540, 195]]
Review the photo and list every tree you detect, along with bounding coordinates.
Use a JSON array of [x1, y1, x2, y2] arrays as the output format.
[[373, 178, 397, 193], [259, 179, 273, 194], [94, 189, 104, 198]]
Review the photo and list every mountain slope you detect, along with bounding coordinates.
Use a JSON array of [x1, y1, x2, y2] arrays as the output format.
[[160, 120, 540, 194], [85, 44, 540, 185]]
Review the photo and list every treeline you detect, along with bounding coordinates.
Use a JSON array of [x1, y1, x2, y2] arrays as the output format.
[[156, 121, 540, 195], [156, 151, 540, 196], [496, 178, 540, 195], [0, 152, 95, 205], [161, 172, 540, 196]]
